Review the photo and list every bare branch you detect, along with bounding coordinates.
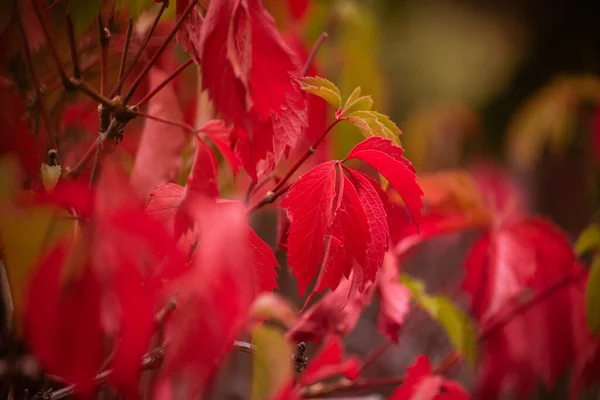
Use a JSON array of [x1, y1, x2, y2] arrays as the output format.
[[302, 32, 328, 77], [136, 58, 194, 107]]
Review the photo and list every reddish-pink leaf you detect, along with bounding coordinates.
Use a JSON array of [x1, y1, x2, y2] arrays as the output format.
[[287, 276, 374, 343], [314, 166, 371, 294], [344, 137, 423, 224], [376, 252, 410, 342], [201, 119, 242, 177], [24, 240, 104, 398], [130, 67, 188, 200], [346, 168, 390, 285], [176, 0, 204, 64], [248, 227, 279, 292], [199, 0, 306, 180], [389, 355, 470, 400], [280, 161, 337, 296], [157, 200, 256, 398]]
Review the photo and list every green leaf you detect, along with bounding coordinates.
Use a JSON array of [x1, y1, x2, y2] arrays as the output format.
[[251, 325, 293, 400], [340, 87, 373, 116], [298, 76, 342, 108], [401, 274, 477, 367], [41, 163, 62, 191], [347, 111, 401, 146], [575, 224, 600, 256], [68, 0, 104, 37], [586, 256, 600, 334]]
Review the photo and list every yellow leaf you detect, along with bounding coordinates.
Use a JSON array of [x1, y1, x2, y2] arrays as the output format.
[[299, 76, 342, 109], [251, 325, 293, 400], [40, 163, 62, 191]]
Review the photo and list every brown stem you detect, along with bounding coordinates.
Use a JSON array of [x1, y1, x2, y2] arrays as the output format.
[[357, 340, 392, 375], [130, 110, 196, 132], [29, 0, 69, 87], [109, 2, 167, 97], [479, 270, 586, 342], [302, 32, 328, 77], [97, 15, 111, 97], [136, 58, 194, 107], [122, 0, 198, 103], [64, 137, 101, 179], [69, 77, 115, 108], [65, 5, 80, 79], [247, 118, 343, 213], [116, 19, 133, 96], [15, 0, 58, 152]]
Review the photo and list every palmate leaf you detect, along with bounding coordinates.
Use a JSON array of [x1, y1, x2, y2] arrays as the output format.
[[401, 274, 477, 367], [347, 111, 401, 146], [280, 137, 423, 301]]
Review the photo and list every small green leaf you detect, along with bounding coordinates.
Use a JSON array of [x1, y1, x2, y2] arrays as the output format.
[[298, 76, 342, 108], [586, 256, 600, 334], [370, 111, 402, 137], [68, 0, 104, 37], [340, 86, 373, 116], [347, 111, 401, 146], [41, 163, 62, 191], [401, 274, 477, 367], [251, 325, 293, 400], [575, 224, 600, 256]]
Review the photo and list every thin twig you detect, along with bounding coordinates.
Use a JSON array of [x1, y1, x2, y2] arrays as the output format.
[[29, 0, 69, 87], [136, 58, 194, 107], [358, 340, 392, 375], [69, 77, 115, 108], [65, 3, 80, 79], [15, 0, 58, 152], [97, 15, 111, 97], [300, 376, 405, 399], [479, 270, 586, 341], [122, 0, 198, 103], [247, 119, 343, 213], [109, 2, 168, 98], [115, 19, 133, 95], [64, 137, 101, 179], [130, 110, 196, 132], [302, 32, 328, 77]]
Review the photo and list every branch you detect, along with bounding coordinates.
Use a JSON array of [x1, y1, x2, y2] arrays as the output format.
[[115, 19, 133, 95], [97, 15, 111, 97], [302, 32, 328, 77], [15, 0, 58, 152], [247, 118, 344, 213], [109, 2, 168, 97], [129, 110, 196, 132], [122, 0, 198, 103], [29, 0, 69, 87], [479, 270, 587, 341], [65, 3, 80, 79], [300, 376, 405, 399], [135, 58, 194, 107]]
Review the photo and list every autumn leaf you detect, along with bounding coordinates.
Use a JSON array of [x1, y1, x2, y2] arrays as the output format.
[[176, 0, 204, 64], [130, 67, 189, 200], [298, 76, 342, 109], [281, 137, 422, 300], [389, 355, 470, 400], [251, 325, 293, 400], [198, 0, 307, 180], [376, 252, 411, 342]]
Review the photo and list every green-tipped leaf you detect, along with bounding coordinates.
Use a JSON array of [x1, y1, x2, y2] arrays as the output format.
[[251, 325, 293, 400], [299, 76, 342, 108]]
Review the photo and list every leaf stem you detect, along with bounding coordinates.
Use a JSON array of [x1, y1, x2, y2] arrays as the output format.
[[122, 0, 197, 103], [357, 340, 392, 374], [247, 118, 343, 213], [302, 32, 328, 77], [130, 110, 196, 133], [109, 2, 168, 98], [135, 58, 194, 107]]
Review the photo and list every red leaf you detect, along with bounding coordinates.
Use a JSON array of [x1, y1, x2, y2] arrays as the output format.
[[287, 0, 310, 21], [24, 240, 104, 398], [157, 200, 256, 397], [280, 161, 337, 296], [199, 0, 307, 180], [201, 119, 242, 176], [389, 356, 470, 400], [176, 0, 204, 64], [287, 275, 374, 343], [344, 137, 423, 225], [130, 67, 188, 200], [248, 227, 279, 292], [376, 252, 410, 342]]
